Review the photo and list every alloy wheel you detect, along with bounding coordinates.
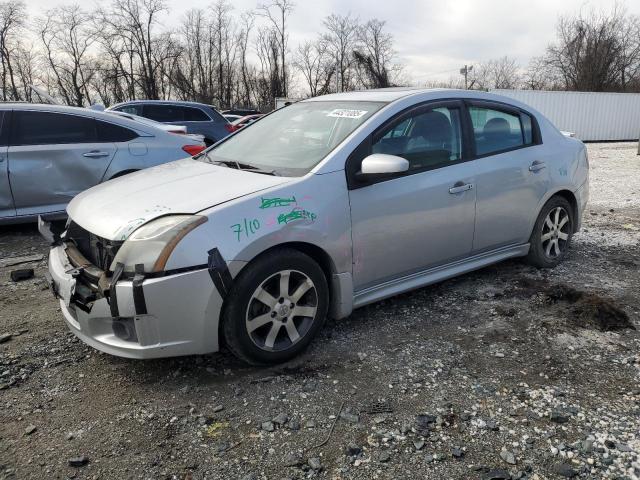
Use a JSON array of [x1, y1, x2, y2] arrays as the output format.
[[541, 206, 571, 258], [245, 270, 318, 351]]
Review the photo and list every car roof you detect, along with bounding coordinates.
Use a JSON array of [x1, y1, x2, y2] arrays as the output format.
[[2, 103, 168, 135], [302, 87, 546, 116], [111, 99, 214, 109]]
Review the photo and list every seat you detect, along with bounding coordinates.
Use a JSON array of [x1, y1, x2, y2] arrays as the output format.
[[480, 117, 512, 153], [404, 111, 453, 168]]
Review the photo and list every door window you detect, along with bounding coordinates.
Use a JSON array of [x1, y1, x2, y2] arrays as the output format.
[[96, 120, 138, 142], [372, 106, 463, 172], [115, 105, 142, 116], [469, 106, 526, 156], [183, 107, 210, 121], [143, 104, 184, 122], [10, 111, 96, 146], [0, 112, 7, 146]]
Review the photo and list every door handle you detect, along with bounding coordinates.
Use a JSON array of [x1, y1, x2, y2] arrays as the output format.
[[82, 151, 110, 158], [449, 181, 473, 194], [529, 161, 546, 172]]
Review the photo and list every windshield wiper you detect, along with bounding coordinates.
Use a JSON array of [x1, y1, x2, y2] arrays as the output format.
[[209, 158, 276, 176]]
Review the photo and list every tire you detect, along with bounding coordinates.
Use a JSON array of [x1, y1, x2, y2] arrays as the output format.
[[526, 196, 574, 268], [221, 248, 329, 365]]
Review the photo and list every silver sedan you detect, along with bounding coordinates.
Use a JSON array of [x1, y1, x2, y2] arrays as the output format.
[[0, 104, 205, 224], [44, 88, 589, 365]]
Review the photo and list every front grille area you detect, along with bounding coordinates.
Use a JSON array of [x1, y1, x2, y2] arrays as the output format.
[[65, 221, 122, 272]]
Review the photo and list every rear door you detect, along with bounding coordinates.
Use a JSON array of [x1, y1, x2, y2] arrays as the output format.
[[0, 110, 16, 219], [467, 101, 551, 252], [8, 110, 117, 216]]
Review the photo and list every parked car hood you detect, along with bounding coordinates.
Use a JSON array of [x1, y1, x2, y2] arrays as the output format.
[[67, 158, 291, 241]]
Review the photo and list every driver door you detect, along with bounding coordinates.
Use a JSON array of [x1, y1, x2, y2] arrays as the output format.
[[348, 101, 477, 291]]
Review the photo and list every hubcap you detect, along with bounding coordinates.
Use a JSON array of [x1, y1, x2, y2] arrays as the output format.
[[541, 206, 571, 258], [245, 270, 318, 352]]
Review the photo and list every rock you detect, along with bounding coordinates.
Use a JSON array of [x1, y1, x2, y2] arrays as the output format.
[[68, 456, 89, 467], [241, 474, 257, 480], [212, 405, 224, 413], [308, 457, 322, 471], [494, 352, 505, 358], [415, 414, 437, 435], [24, 425, 37, 435], [549, 410, 570, 424], [483, 469, 511, 480], [261, 421, 275, 432], [451, 447, 465, 459], [552, 463, 577, 478], [339, 411, 359, 423], [413, 439, 425, 451], [10, 268, 34, 282], [615, 443, 632, 452], [581, 439, 594, 453], [273, 413, 289, 425], [345, 444, 362, 457], [500, 450, 516, 465], [424, 454, 434, 463], [283, 452, 303, 467], [485, 418, 499, 431], [287, 418, 300, 431], [304, 420, 316, 429], [0, 334, 12, 344], [378, 450, 391, 463]]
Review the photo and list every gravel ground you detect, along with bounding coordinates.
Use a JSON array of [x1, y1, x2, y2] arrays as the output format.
[[1, 142, 639, 480]]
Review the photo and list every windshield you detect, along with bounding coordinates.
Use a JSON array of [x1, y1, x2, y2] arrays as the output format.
[[198, 101, 385, 176]]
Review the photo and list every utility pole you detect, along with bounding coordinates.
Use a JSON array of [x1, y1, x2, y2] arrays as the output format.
[[460, 65, 473, 89]]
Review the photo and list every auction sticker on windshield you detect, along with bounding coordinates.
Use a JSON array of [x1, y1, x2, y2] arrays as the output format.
[[327, 109, 368, 119]]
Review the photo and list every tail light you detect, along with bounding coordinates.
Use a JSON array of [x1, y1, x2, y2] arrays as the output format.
[[182, 145, 206, 156], [168, 129, 187, 135], [225, 124, 239, 133]]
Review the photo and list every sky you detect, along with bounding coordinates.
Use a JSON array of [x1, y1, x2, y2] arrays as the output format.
[[23, 0, 640, 87]]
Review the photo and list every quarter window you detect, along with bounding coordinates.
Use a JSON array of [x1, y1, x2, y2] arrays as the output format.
[[183, 107, 210, 121], [469, 106, 525, 156], [0, 112, 7, 146], [96, 120, 138, 142], [143, 104, 184, 122], [372, 106, 463, 172], [11, 111, 96, 146]]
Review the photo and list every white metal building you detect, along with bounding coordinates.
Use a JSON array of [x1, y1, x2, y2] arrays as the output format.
[[490, 89, 640, 142]]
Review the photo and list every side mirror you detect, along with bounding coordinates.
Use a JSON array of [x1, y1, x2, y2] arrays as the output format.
[[358, 154, 409, 179]]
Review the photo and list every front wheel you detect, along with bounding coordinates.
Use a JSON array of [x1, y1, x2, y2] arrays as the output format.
[[221, 249, 329, 365], [526, 196, 574, 268]]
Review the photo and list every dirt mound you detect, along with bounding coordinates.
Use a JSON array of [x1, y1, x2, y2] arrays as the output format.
[[516, 278, 635, 332]]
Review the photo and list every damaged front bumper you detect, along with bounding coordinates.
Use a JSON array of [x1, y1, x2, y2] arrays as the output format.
[[47, 244, 224, 359]]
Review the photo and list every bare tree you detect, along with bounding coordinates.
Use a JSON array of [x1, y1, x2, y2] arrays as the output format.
[[35, 5, 98, 106], [353, 19, 400, 88], [293, 39, 334, 97], [544, 7, 624, 91], [322, 13, 359, 92], [472, 56, 521, 90], [0, 0, 25, 100], [257, 0, 294, 98]]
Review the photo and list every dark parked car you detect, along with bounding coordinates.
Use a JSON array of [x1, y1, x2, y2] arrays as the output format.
[[108, 100, 232, 146]]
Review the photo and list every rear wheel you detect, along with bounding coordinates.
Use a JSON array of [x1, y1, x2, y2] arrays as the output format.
[[526, 196, 574, 268], [221, 249, 328, 365]]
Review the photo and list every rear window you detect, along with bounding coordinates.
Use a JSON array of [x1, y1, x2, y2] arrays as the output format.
[[115, 105, 142, 116], [10, 111, 96, 146], [96, 120, 138, 142]]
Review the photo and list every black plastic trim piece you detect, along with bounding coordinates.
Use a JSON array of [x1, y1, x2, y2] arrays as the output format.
[[109, 262, 125, 318], [207, 248, 233, 298], [132, 264, 147, 315]]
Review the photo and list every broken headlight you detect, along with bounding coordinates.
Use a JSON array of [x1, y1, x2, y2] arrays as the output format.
[[110, 215, 207, 273]]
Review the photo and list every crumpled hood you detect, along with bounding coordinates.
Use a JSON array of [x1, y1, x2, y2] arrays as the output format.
[[67, 158, 290, 240]]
